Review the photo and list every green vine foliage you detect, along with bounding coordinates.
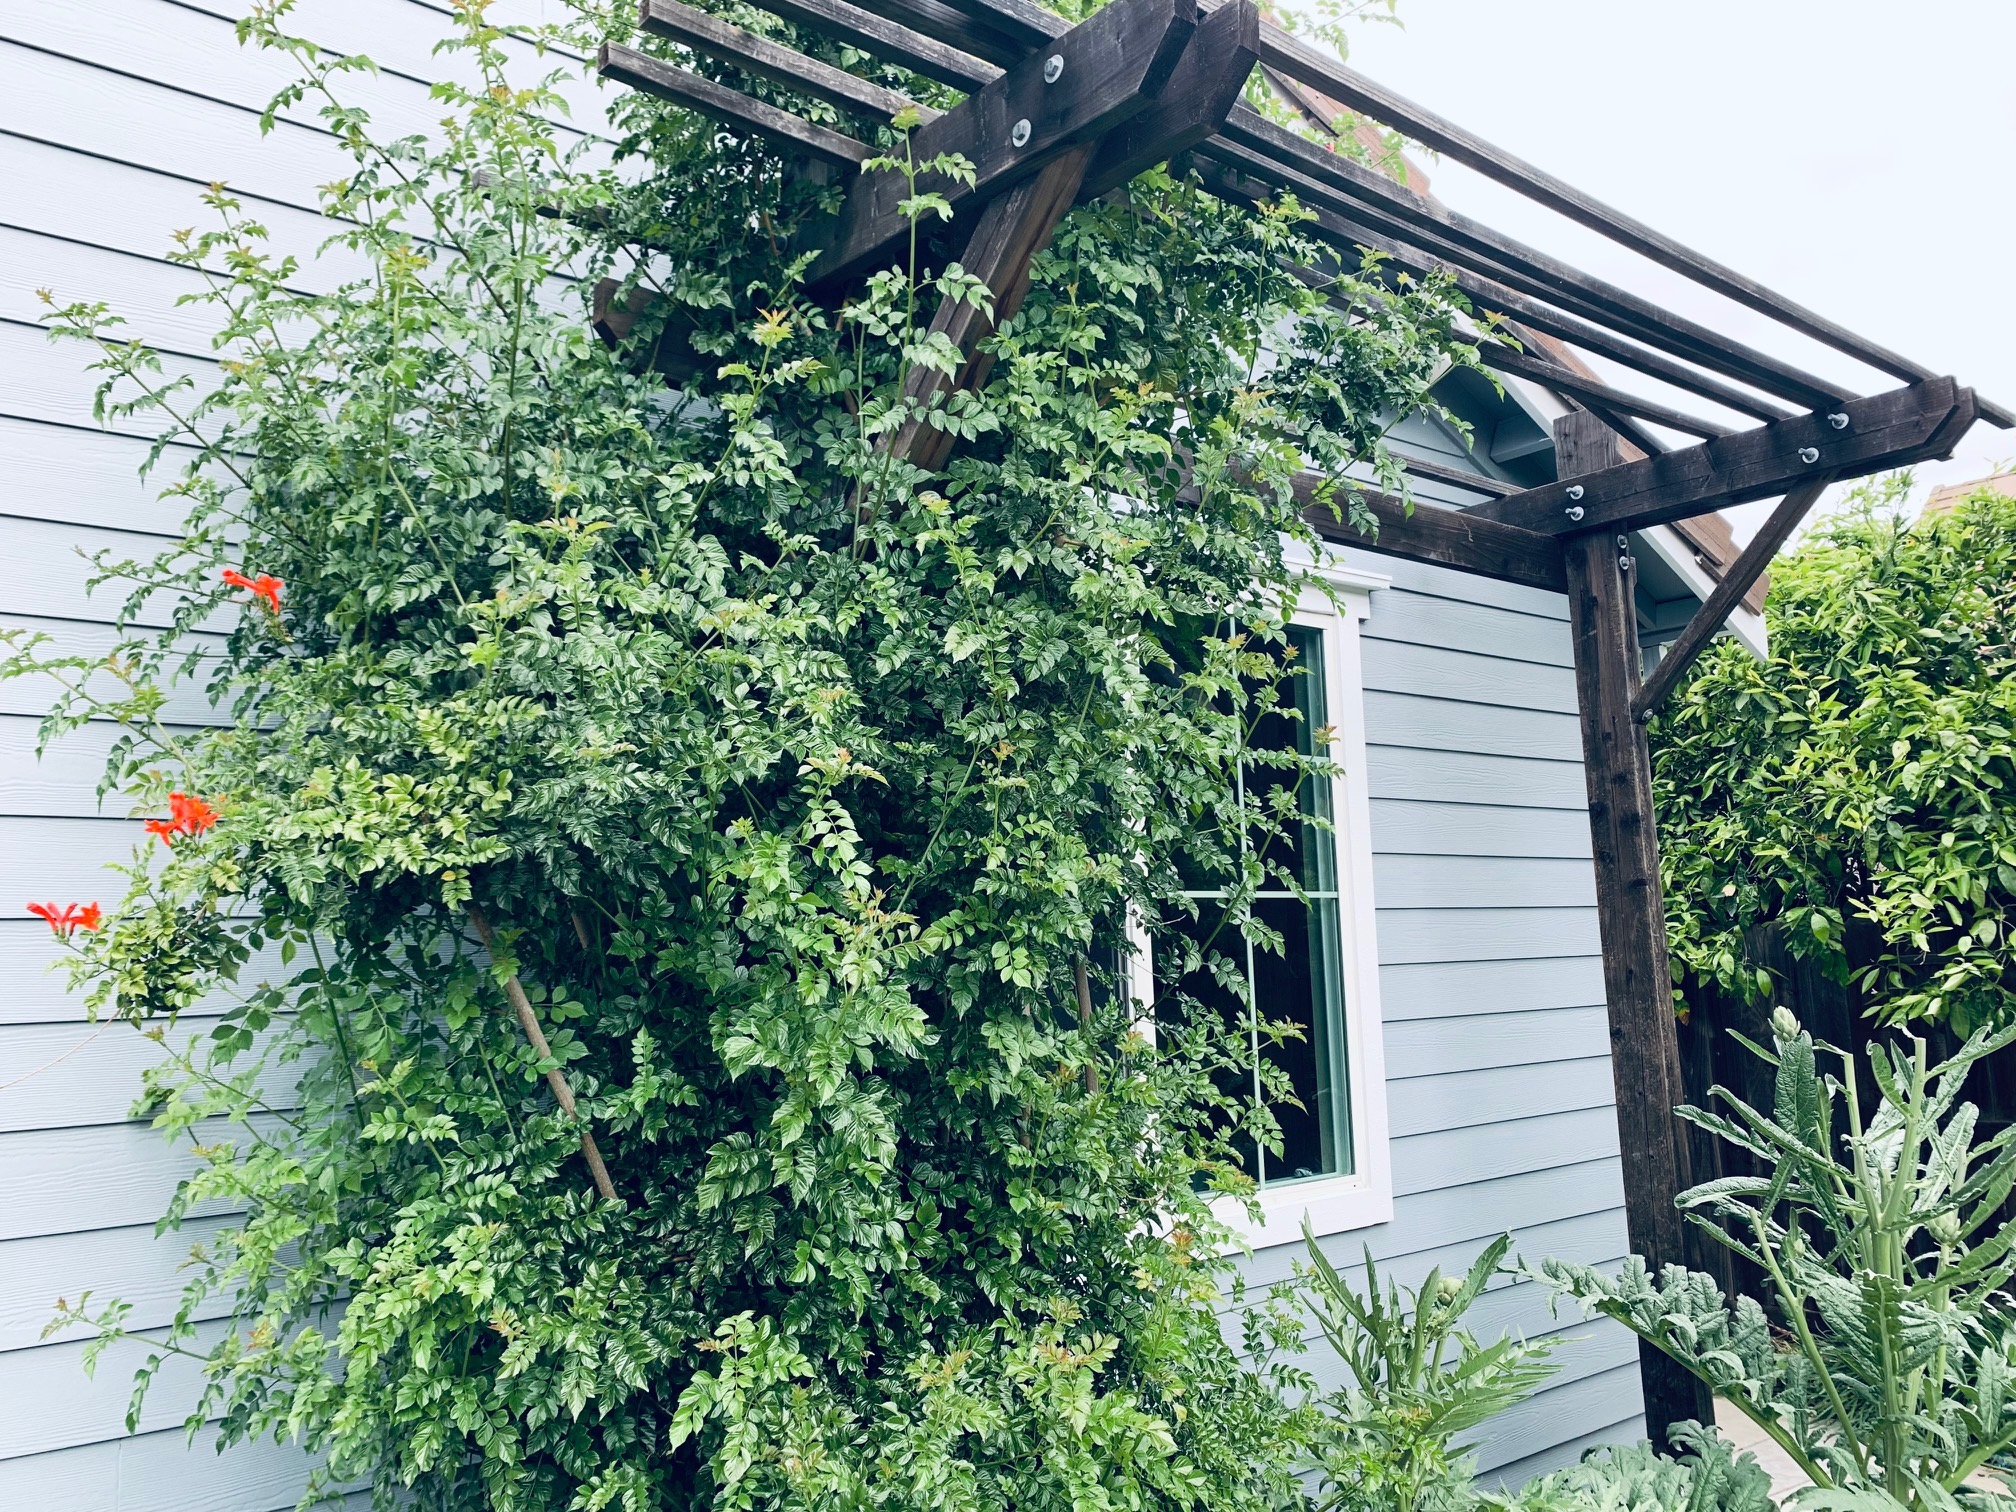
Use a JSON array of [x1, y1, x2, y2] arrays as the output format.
[[1652, 476, 2016, 1031], [4, 1, 1487, 1509]]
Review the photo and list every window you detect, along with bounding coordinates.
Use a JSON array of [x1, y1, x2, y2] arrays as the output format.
[[1126, 556, 1393, 1242]]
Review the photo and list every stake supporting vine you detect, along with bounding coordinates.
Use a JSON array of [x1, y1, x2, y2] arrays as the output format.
[[468, 903, 619, 1204]]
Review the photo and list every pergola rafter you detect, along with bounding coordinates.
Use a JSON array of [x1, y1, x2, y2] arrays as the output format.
[[595, 0, 2001, 1442]]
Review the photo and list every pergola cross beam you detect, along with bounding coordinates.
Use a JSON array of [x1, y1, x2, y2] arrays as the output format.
[[1471, 379, 1976, 537], [807, 0, 1196, 290]]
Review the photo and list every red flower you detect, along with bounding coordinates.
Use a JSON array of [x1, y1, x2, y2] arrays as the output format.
[[146, 791, 219, 845], [222, 568, 283, 613], [27, 901, 103, 938]]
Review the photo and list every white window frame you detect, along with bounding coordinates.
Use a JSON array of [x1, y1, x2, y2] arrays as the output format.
[[1123, 550, 1394, 1244]]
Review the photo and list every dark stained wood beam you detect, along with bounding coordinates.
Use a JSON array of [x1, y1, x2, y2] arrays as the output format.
[[1464, 283, 1796, 426], [1205, 117, 1853, 413], [1197, 156, 1798, 431], [759, 0, 1001, 89], [861, 0, 1032, 64], [807, 0, 1196, 290], [598, 44, 871, 167], [1250, 23, 2016, 429], [933, 0, 1062, 48], [888, 146, 1094, 469], [1554, 412, 1715, 1446], [1478, 342, 1735, 441], [1079, 0, 1257, 200], [1631, 472, 1834, 719], [637, 0, 934, 124], [1388, 449, 1513, 500], [1290, 474, 1568, 593], [1469, 379, 1975, 537]]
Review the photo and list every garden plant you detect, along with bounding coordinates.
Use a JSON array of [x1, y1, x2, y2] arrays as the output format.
[[3, 0, 1490, 1508], [1538, 1011, 2016, 1510], [1653, 478, 2016, 1033], [1295, 1228, 1560, 1512], [1289, 1224, 1776, 1512]]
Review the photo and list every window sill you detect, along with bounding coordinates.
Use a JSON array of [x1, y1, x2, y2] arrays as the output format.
[[1212, 1169, 1394, 1249]]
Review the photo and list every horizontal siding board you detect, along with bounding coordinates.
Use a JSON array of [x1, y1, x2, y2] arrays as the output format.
[[0, 42, 354, 215], [0, 1117, 262, 1240], [1364, 690, 1583, 761], [1364, 745, 1586, 810], [0, 815, 157, 917], [1386, 1057, 1613, 1138], [1373, 854, 1596, 910], [1376, 906, 1602, 965], [1383, 1007, 1612, 1078], [0, 1423, 338, 1512], [1391, 1107, 1620, 1196], [1379, 955, 1607, 1021], [1342, 548, 1569, 621], [1484, 1414, 1649, 1490], [5, 0, 489, 145], [0, 514, 229, 631], [0, 924, 289, 1026], [1371, 800, 1593, 859], [0, 1015, 299, 1133], [0, 225, 241, 360], [0, 131, 340, 273], [0, 320, 219, 439], [0, 715, 134, 817], [1240, 1158, 1627, 1288], [1469, 1363, 1645, 1475], [0, 416, 197, 536], [0, 1217, 237, 1352], [1364, 637, 1578, 715], [0, 1316, 237, 1458], [1362, 587, 1572, 667], [165, 0, 610, 128], [1296, 1207, 1629, 1299], [0, 617, 231, 723]]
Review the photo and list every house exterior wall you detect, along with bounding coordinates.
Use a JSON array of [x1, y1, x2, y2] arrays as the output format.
[[0, 1, 1641, 1503], [1282, 540, 1647, 1484]]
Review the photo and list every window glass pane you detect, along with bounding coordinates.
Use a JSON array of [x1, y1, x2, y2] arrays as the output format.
[[1161, 623, 1352, 1189], [1246, 628, 1330, 892], [1251, 893, 1349, 1182], [1155, 897, 1260, 1180]]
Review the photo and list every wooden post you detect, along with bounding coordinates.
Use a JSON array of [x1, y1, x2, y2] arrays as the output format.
[[1556, 412, 1715, 1444]]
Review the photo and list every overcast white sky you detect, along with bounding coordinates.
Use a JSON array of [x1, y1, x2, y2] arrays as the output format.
[[1313, 0, 2016, 541]]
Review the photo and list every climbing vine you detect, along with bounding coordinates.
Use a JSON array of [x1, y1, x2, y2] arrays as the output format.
[[8, 1, 1486, 1507]]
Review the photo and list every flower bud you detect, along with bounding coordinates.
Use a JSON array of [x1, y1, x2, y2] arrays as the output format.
[[1928, 1211, 1962, 1246], [1771, 1006, 1801, 1042]]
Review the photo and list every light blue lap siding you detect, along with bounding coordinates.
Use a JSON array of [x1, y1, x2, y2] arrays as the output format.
[[1230, 545, 1643, 1482]]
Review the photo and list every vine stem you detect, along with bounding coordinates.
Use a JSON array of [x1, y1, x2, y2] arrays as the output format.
[[1074, 954, 1098, 1095], [467, 903, 617, 1203]]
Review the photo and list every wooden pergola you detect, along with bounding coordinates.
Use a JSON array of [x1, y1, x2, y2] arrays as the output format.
[[594, 0, 2000, 1439]]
